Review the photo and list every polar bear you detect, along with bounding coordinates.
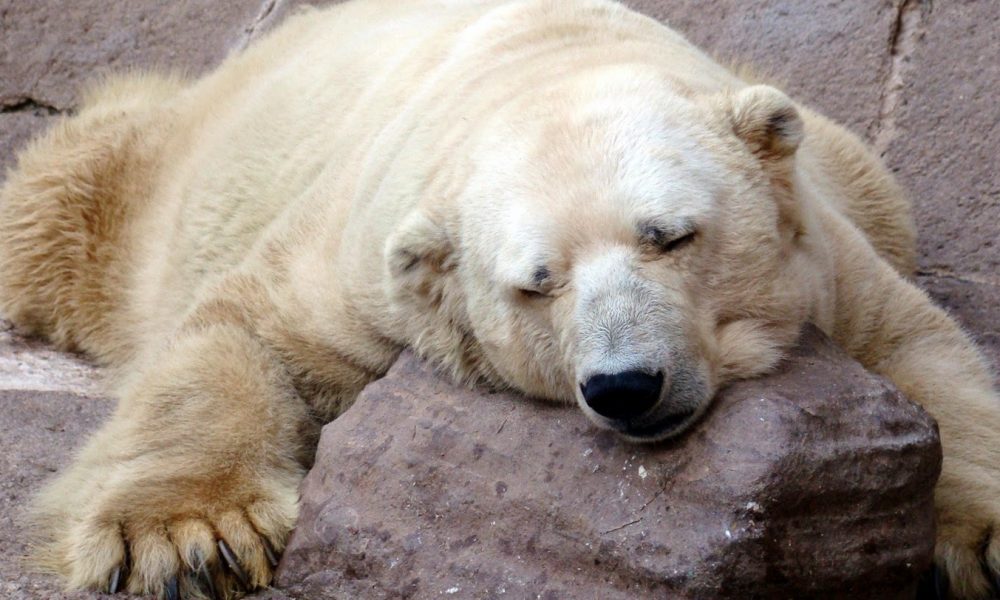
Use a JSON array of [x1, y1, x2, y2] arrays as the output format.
[[1, 0, 998, 597]]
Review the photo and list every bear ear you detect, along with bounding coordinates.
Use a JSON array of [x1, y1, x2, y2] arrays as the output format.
[[726, 85, 803, 162], [385, 208, 455, 297]]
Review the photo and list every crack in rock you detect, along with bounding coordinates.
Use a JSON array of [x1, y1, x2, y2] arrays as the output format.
[[239, 0, 282, 50], [916, 269, 1000, 289], [0, 97, 66, 116], [869, 0, 931, 156]]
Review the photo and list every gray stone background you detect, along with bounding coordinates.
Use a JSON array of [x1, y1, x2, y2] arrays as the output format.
[[1, 0, 997, 597]]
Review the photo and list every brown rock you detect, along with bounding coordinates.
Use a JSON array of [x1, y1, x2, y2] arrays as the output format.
[[0, 0, 269, 111], [0, 389, 111, 600], [245, 0, 340, 41], [0, 322, 106, 598], [883, 1, 1000, 277], [623, 0, 898, 139], [919, 275, 1000, 377], [0, 320, 102, 396], [277, 327, 940, 599], [0, 0, 276, 188]]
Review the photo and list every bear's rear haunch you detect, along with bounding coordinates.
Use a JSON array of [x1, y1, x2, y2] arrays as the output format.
[[0, 74, 183, 366], [1, 0, 998, 598]]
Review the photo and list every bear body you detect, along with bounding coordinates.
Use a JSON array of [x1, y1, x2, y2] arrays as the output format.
[[1, 0, 997, 597]]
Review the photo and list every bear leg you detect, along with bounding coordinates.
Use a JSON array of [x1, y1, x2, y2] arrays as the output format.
[[825, 210, 1000, 599], [29, 322, 315, 599]]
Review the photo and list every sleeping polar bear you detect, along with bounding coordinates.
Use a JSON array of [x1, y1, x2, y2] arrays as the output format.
[[1, 0, 998, 597]]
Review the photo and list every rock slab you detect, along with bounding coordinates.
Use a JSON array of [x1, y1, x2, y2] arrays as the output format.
[[0, 322, 109, 599], [277, 327, 941, 599]]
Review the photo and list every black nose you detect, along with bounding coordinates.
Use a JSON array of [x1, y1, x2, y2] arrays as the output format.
[[580, 370, 664, 421]]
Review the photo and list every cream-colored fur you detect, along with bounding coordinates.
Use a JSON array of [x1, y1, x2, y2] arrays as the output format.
[[1, 0, 997, 597]]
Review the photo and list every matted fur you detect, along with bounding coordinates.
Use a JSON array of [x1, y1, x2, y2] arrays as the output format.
[[1, 0, 997, 598]]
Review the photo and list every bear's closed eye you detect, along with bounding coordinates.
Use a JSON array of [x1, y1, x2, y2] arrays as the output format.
[[517, 287, 550, 299], [642, 226, 697, 253]]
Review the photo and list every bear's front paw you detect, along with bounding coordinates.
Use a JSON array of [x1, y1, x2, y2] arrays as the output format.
[[922, 494, 1000, 599], [46, 466, 300, 599]]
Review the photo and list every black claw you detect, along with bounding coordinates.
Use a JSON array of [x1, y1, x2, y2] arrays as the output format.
[[164, 576, 179, 600], [196, 561, 220, 600], [217, 539, 249, 589], [108, 565, 123, 594], [262, 538, 280, 570], [186, 549, 220, 600]]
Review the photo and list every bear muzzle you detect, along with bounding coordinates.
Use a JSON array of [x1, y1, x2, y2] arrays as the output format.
[[576, 359, 708, 442]]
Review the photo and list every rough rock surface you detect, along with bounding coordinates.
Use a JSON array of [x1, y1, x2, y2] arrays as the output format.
[[0, 0, 269, 108], [627, 0, 900, 138], [0, 323, 108, 599], [276, 328, 940, 599], [884, 1, 1000, 278], [0, 0, 282, 176], [920, 275, 1000, 374]]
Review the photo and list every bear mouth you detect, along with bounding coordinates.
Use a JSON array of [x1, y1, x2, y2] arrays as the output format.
[[615, 409, 696, 442]]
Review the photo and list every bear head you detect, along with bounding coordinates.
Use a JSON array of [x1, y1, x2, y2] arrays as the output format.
[[386, 72, 827, 442]]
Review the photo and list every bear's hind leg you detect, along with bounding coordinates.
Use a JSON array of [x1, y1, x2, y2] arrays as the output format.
[[0, 73, 181, 364]]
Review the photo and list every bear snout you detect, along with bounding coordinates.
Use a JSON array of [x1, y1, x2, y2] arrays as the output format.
[[580, 370, 664, 421]]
